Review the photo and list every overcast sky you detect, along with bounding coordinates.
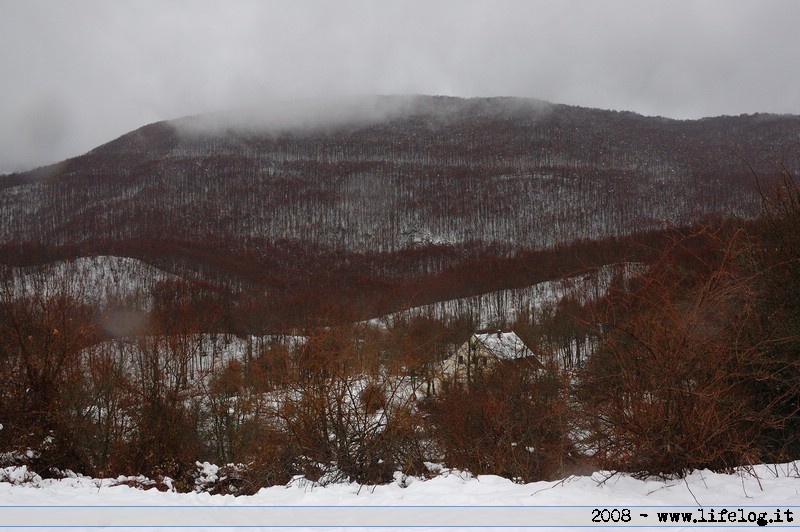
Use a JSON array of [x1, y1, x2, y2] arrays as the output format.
[[2, 0, 800, 172]]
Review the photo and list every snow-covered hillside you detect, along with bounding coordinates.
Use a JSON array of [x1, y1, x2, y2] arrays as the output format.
[[5, 256, 186, 308], [371, 262, 644, 329], [1, 463, 798, 530], [4, 97, 787, 254]]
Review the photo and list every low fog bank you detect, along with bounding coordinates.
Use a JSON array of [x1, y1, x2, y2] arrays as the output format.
[[173, 94, 556, 136]]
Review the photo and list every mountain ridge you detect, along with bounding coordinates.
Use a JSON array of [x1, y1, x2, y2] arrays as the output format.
[[4, 95, 797, 249]]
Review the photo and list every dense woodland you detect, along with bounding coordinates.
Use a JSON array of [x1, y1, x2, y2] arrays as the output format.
[[1, 96, 799, 490], [2, 96, 798, 328]]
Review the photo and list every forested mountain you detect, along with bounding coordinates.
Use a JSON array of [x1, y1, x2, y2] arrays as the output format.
[[3, 96, 800, 485], [1, 95, 798, 327]]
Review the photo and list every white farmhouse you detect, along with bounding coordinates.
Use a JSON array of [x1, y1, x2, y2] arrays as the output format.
[[441, 331, 539, 386]]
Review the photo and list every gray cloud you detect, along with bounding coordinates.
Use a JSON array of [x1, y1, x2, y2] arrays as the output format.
[[2, 0, 800, 172]]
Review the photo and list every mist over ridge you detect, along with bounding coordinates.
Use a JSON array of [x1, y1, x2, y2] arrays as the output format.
[[169, 95, 556, 137]]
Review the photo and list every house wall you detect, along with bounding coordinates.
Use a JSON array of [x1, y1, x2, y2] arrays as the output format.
[[442, 338, 498, 385]]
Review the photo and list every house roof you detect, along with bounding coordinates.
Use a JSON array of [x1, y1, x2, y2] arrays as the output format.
[[473, 331, 533, 360]]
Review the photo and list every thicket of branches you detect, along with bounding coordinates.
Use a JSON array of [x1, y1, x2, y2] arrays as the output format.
[[577, 176, 800, 477], [423, 359, 575, 482]]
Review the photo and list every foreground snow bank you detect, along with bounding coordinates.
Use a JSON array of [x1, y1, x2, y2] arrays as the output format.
[[1, 464, 799, 530], [2, 463, 799, 506]]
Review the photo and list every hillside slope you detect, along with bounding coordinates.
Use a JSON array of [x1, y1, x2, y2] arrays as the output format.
[[2, 96, 796, 253]]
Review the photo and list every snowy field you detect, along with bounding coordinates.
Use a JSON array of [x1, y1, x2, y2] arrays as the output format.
[[1, 463, 799, 530]]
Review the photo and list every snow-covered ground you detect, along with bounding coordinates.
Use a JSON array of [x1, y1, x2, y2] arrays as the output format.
[[4, 256, 187, 308], [369, 263, 645, 329], [1, 463, 798, 530]]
